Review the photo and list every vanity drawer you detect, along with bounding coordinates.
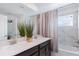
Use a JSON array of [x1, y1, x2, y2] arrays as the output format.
[[40, 41, 49, 48], [39, 40, 51, 56], [30, 51, 38, 56]]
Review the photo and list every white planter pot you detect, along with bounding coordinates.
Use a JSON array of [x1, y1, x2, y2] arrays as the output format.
[[16, 37, 26, 42], [8, 39, 16, 45]]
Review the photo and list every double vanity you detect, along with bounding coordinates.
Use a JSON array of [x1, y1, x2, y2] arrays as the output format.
[[0, 36, 51, 56]]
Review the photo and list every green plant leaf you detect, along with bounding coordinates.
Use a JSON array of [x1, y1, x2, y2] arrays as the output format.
[[17, 23, 25, 37], [25, 24, 33, 37]]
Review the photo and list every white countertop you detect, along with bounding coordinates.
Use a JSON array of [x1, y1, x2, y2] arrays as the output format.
[[0, 36, 51, 56]]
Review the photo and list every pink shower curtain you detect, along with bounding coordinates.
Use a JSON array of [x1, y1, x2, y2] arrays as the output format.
[[32, 10, 58, 52], [36, 13, 49, 37]]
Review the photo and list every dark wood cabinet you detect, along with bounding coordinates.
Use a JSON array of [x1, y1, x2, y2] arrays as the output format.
[[39, 40, 50, 56], [16, 40, 51, 56]]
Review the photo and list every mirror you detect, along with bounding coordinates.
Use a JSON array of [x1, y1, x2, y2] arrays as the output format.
[[0, 15, 7, 40], [0, 14, 18, 40], [7, 16, 17, 40]]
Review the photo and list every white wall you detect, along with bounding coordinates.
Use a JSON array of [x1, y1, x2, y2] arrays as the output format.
[[58, 4, 78, 16]]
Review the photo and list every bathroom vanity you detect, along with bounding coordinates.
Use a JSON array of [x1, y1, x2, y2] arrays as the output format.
[[16, 39, 51, 56], [0, 36, 51, 56]]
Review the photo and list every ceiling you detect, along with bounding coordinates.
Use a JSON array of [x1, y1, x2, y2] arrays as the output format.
[[0, 3, 71, 16]]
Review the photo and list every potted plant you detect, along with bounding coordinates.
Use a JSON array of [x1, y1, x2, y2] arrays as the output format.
[[17, 23, 25, 37], [25, 24, 33, 42]]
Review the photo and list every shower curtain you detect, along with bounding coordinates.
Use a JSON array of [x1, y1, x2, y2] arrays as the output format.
[[31, 10, 58, 52]]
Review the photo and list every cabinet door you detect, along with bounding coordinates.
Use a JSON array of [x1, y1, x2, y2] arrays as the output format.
[[40, 47, 46, 56], [45, 45, 49, 56], [39, 41, 49, 56]]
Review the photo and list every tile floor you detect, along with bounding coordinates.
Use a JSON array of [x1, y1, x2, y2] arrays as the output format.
[[51, 50, 79, 56]]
